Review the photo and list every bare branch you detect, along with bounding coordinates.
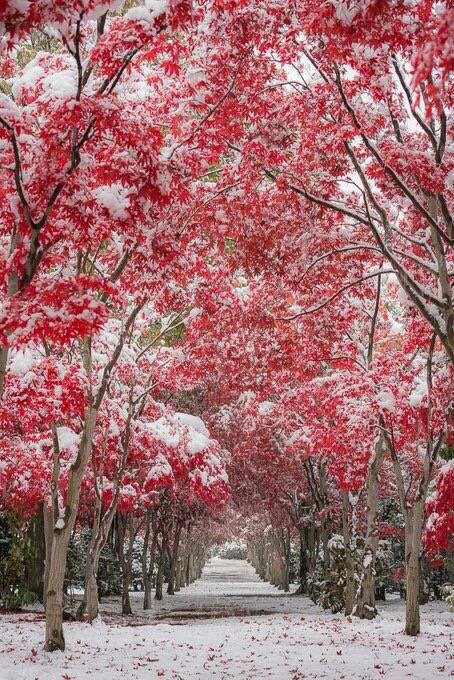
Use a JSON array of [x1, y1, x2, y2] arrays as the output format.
[[279, 269, 394, 320], [296, 244, 381, 285], [391, 54, 438, 153], [167, 57, 244, 162]]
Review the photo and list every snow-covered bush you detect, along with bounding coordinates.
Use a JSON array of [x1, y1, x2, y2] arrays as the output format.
[[442, 584, 454, 612], [215, 540, 247, 560]]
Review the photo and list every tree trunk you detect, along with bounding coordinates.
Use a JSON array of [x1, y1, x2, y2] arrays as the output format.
[[141, 514, 151, 609], [185, 554, 191, 586], [294, 528, 307, 595], [282, 529, 290, 593], [166, 548, 174, 594], [81, 555, 100, 622], [341, 492, 355, 616], [306, 526, 317, 602], [118, 515, 135, 616], [122, 565, 132, 615], [143, 518, 157, 610], [0, 345, 9, 399], [155, 548, 164, 601], [167, 524, 182, 596], [404, 502, 425, 636], [43, 504, 53, 610], [80, 492, 126, 620], [25, 504, 46, 602], [175, 557, 182, 592], [44, 528, 69, 651], [354, 437, 385, 620], [44, 407, 97, 651], [78, 503, 118, 623]]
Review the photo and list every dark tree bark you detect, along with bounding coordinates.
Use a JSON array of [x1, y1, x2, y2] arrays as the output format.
[[25, 503, 46, 602]]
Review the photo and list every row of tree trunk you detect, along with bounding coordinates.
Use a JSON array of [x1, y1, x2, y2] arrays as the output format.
[[24, 504, 208, 627], [247, 528, 291, 592], [247, 474, 430, 638]]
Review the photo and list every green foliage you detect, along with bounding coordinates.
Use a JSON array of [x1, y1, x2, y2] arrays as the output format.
[[139, 312, 187, 351], [99, 542, 123, 597], [67, 530, 123, 597], [0, 513, 38, 610], [439, 445, 454, 462]]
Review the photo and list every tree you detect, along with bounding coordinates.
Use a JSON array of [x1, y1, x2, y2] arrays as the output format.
[[179, 0, 453, 361]]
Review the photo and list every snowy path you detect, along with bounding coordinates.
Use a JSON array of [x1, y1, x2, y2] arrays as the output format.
[[107, 557, 308, 622], [0, 558, 452, 680]]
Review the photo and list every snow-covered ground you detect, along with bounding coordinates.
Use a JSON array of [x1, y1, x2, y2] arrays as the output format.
[[0, 558, 452, 679]]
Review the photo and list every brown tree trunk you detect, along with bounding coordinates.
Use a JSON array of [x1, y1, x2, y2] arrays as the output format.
[[341, 492, 355, 616], [44, 528, 69, 651], [77, 501, 118, 623], [81, 555, 100, 623], [167, 524, 182, 596], [404, 502, 425, 635], [185, 554, 191, 586], [0, 346, 9, 399], [294, 528, 308, 595], [354, 437, 385, 619], [118, 514, 135, 616], [44, 407, 97, 651], [281, 529, 291, 593], [155, 548, 164, 600], [143, 530, 157, 609], [122, 565, 132, 615], [43, 504, 53, 610], [142, 522, 158, 609], [43, 259, 139, 651], [175, 556, 183, 592], [141, 513, 151, 609], [25, 504, 46, 602]]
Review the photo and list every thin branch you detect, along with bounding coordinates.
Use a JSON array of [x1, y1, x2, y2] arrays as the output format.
[[296, 245, 381, 284], [279, 269, 394, 320], [167, 56, 244, 161], [334, 64, 441, 234], [367, 265, 382, 366], [135, 315, 186, 362], [391, 54, 437, 152]]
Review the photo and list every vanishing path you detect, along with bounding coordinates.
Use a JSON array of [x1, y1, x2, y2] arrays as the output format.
[[101, 557, 312, 622]]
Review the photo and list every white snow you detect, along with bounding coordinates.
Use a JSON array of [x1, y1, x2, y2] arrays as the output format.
[[186, 429, 211, 454], [125, 0, 168, 26], [377, 387, 395, 412], [56, 426, 80, 452], [145, 453, 173, 481], [1, 559, 452, 680], [148, 416, 180, 448], [8, 348, 39, 376], [174, 412, 210, 438], [93, 183, 132, 220], [187, 67, 206, 88], [409, 377, 427, 407], [8, 0, 30, 11], [86, 0, 124, 21], [258, 400, 275, 416], [148, 412, 213, 454], [11, 60, 45, 99], [41, 69, 77, 99], [0, 93, 21, 125]]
